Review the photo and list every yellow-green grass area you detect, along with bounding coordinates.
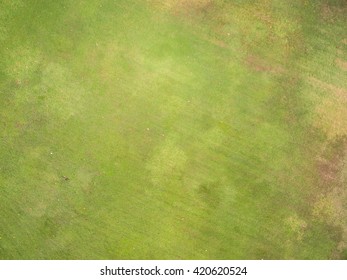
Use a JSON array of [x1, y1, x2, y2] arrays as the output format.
[[0, 0, 346, 259]]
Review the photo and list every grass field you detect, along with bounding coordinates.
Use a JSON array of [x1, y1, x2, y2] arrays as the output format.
[[0, 0, 346, 259]]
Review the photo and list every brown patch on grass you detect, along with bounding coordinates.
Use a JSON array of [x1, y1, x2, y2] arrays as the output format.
[[336, 58, 347, 71], [317, 154, 343, 187], [313, 140, 347, 258], [321, 3, 347, 23], [338, 151, 347, 257], [332, 185, 347, 255], [321, 4, 334, 22], [316, 141, 345, 189], [245, 55, 285, 74]]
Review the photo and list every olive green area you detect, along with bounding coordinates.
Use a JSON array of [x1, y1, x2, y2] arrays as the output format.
[[0, 0, 346, 259]]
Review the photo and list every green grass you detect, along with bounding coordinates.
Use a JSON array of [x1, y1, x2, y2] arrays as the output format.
[[0, 0, 346, 259]]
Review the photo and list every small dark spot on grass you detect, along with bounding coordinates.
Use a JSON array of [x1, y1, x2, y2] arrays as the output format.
[[62, 176, 69, 181]]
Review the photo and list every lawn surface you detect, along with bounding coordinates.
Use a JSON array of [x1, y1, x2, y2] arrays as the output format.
[[0, 0, 346, 259]]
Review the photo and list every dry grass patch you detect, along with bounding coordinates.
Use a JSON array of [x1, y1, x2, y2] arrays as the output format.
[[308, 77, 347, 101], [149, 0, 213, 14], [315, 98, 347, 140], [308, 77, 347, 140], [336, 58, 347, 71], [285, 215, 307, 241]]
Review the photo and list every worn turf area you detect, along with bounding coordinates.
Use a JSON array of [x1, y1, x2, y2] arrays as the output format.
[[0, 0, 346, 259]]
